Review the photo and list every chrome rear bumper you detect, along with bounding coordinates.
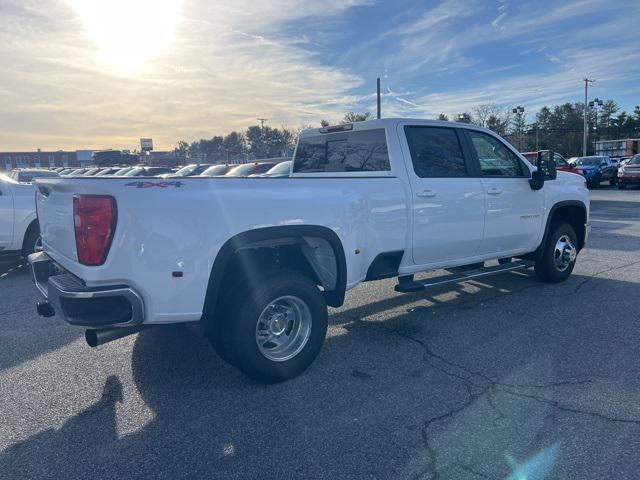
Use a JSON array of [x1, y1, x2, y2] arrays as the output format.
[[28, 251, 144, 328]]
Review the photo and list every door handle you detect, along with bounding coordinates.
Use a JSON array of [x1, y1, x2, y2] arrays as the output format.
[[416, 189, 436, 198], [487, 187, 502, 195]]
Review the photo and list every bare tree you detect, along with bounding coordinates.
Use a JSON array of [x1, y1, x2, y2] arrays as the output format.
[[341, 112, 370, 124], [472, 103, 504, 128]]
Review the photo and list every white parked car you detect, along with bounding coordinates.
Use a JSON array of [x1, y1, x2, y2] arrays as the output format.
[[29, 119, 590, 382], [0, 173, 41, 257]]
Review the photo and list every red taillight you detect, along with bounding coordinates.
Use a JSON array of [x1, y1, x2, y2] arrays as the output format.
[[73, 195, 117, 266]]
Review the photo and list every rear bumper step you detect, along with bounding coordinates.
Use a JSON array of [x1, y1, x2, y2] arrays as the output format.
[[395, 260, 535, 293], [28, 251, 144, 328]]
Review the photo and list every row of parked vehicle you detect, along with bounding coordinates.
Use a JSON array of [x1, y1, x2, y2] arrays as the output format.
[[5, 160, 293, 184], [522, 151, 640, 189]]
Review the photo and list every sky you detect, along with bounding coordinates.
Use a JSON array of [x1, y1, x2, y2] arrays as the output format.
[[1, 0, 639, 151]]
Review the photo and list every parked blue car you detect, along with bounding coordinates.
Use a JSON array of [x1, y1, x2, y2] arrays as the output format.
[[573, 156, 617, 188]]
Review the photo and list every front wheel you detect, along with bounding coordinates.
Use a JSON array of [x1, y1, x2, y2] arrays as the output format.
[[610, 176, 617, 186], [618, 183, 627, 190], [535, 222, 578, 283], [217, 271, 328, 383]]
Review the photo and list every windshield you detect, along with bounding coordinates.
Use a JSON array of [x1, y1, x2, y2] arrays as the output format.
[[19, 171, 59, 181], [124, 168, 144, 176], [265, 161, 292, 175], [226, 164, 257, 176], [174, 165, 198, 176], [0, 173, 17, 184], [253, 163, 277, 174], [200, 165, 230, 176], [576, 157, 603, 166]]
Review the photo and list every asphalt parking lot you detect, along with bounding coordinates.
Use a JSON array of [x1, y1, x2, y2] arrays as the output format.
[[1, 187, 639, 480]]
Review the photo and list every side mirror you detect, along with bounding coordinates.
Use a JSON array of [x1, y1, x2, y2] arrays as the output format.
[[530, 150, 557, 190]]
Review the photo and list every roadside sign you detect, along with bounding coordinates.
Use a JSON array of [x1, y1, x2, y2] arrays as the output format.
[[140, 138, 154, 152]]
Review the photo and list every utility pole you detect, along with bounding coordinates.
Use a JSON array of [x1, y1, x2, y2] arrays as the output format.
[[257, 118, 269, 134], [376, 78, 381, 119], [583, 78, 595, 157]]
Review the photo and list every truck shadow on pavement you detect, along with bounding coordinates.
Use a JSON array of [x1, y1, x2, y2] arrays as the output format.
[[2, 271, 640, 479], [0, 258, 83, 372]]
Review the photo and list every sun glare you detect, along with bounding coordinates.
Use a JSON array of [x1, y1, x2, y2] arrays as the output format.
[[67, 0, 181, 71]]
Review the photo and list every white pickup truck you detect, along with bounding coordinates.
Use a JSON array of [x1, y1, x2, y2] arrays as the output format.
[[0, 173, 41, 258], [29, 119, 590, 382]]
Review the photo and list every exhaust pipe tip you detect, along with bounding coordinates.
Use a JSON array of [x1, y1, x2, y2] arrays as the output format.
[[85, 325, 143, 348], [85, 329, 99, 348]]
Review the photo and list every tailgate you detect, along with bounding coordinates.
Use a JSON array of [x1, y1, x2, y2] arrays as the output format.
[[35, 179, 80, 264]]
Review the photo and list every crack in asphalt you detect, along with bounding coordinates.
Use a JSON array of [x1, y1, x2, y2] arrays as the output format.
[[568, 259, 640, 295], [391, 324, 640, 478], [393, 326, 594, 391], [501, 389, 640, 427], [412, 385, 480, 480], [336, 252, 640, 478]]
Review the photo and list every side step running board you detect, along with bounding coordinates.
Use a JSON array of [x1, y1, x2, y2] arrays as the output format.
[[395, 260, 535, 293]]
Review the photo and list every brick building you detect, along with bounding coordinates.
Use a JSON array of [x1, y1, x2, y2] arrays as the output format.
[[595, 139, 640, 158], [1, 150, 79, 171]]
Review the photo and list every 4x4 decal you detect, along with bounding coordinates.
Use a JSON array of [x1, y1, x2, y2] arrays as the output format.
[[125, 181, 184, 189]]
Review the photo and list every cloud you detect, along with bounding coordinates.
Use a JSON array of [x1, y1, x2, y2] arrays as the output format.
[[1, 0, 639, 150], [385, 42, 640, 119], [357, 0, 640, 119], [0, 0, 373, 150]]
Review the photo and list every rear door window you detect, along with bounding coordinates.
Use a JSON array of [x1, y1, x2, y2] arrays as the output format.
[[294, 129, 390, 173], [404, 126, 468, 178]]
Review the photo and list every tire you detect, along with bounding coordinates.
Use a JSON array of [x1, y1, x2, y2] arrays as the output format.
[[535, 222, 578, 283], [217, 271, 328, 383], [610, 176, 617, 186], [22, 223, 41, 257], [618, 183, 627, 190], [207, 271, 249, 365]]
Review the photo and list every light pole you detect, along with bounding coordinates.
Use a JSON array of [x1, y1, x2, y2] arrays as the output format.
[[376, 77, 381, 119], [583, 78, 596, 156], [257, 118, 269, 160], [589, 98, 603, 155], [512, 106, 525, 151]]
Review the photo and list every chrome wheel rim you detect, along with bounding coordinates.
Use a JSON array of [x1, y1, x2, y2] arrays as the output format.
[[255, 296, 312, 362], [554, 235, 576, 272]]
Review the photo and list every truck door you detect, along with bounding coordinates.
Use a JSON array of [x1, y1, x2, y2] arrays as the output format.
[[463, 129, 544, 255], [0, 181, 14, 250], [400, 124, 485, 266]]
